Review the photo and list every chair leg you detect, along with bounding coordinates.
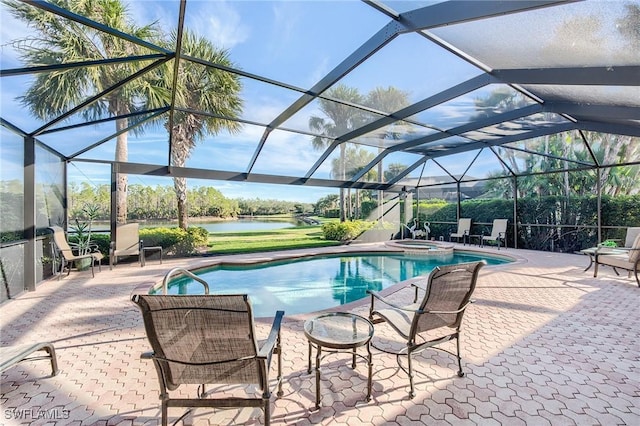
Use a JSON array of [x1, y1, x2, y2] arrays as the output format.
[[264, 398, 271, 426], [276, 330, 283, 397], [455, 333, 464, 377], [161, 400, 168, 426], [407, 348, 415, 399]]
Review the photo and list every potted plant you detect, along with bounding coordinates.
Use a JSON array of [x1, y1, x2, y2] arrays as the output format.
[[70, 203, 101, 270]]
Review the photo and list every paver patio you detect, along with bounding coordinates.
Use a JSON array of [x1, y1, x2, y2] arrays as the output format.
[[1, 243, 638, 425]]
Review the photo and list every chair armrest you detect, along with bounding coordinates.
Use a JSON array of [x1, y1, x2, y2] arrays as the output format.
[[423, 300, 473, 315], [258, 310, 284, 359], [368, 290, 419, 312], [411, 282, 427, 303]]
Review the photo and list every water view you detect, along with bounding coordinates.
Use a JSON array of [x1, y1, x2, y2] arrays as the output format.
[[137, 218, 298, 233]]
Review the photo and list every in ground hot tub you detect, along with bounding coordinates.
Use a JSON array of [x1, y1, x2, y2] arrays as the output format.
[[384, 240, 455, 256]]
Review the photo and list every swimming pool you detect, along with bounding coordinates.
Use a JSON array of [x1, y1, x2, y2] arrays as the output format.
[[154, 251, 511, 317]]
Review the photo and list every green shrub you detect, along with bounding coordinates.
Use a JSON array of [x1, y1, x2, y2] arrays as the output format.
[[140, 226, 208, 256], [74, 226, 209, 260], [322, 220, 374, 241]]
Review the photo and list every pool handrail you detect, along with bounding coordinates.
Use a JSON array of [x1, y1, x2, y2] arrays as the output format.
[[160, 268, 210, 295]]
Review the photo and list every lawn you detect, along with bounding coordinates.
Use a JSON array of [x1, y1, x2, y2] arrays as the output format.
[[206, 223, 342, 255]]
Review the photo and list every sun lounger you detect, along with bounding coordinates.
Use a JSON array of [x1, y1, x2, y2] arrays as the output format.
[[0, 342, 59, 376]]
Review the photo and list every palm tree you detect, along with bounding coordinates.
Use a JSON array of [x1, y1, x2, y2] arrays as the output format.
[[148, 29, 243, 229], [309, 85, 366, 221], [364, 87, 410, 222], [4, 0, 159, 224]]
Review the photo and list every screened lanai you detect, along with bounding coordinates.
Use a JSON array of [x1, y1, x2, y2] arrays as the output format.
[[1, 0, 639, 299]]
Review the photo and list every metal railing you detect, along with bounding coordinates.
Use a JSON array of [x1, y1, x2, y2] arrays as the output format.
[[159, 267, 210, 295]]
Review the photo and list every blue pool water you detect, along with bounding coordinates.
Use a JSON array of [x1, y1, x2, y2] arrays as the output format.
[[156, 252, 510, 317]]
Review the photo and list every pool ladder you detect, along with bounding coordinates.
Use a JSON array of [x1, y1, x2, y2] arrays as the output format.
[[160, 267, 210, 295]]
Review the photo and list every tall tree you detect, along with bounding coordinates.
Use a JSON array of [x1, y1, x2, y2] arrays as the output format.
[[4, 0, 158, 224], [309, 85, 366, 221], [309, 85, 409, 221], [148, 30, 243, 229]]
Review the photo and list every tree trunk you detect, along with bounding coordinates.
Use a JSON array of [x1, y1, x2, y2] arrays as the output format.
[[171, 142, 189, 230], [339, 144, 347, 222], [174, 175, 188, 230], [115, 118, 128, 224]]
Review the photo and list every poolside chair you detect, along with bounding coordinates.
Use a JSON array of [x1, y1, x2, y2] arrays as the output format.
[[368, 260, 485, 398], [0, 342, 59, 376], [622, 227, 640, 250], [109, 223, 143, 269], [481, 219, 508, 249], [132, 294, 284, 426], [594, 232, 640, 287], [449, 218, 471, 244], [49, 226, 103, 279]]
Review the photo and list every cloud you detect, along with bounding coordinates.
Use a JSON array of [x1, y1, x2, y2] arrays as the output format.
[[186, 1, 250, 49], [267, 2, 298, 57]]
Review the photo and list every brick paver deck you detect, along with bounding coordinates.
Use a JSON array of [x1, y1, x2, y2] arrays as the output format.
[[1, 243, 638, 425]]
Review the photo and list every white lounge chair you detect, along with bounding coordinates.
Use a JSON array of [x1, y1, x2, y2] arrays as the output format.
[[0, 342, 59, 376], [450, 218, 471, 244], [109, 223, 142, 269], [49, 226, 103, 279], [482, 219, 508, 249]]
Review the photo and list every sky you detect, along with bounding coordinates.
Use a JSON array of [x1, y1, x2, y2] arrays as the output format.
[[1, 0, 397, 202], [2, 0, 613, 203]]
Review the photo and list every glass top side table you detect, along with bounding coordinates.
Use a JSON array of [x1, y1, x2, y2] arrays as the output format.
[[303, 312, 374, 409]]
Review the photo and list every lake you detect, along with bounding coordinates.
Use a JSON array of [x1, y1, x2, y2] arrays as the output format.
[[138, 218, 298, 233]]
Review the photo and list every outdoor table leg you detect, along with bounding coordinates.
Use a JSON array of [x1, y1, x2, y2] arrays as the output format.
[[307, 341, 312, 374], [352, 347, 356, 369], [584, 253, 594, 271], [366, 341, 372, 402], [315, 346, 322, 409]]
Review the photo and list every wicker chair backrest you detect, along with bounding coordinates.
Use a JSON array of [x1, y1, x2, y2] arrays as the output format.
[[412, 261, 484, 336], [134, 294, 264, 389]]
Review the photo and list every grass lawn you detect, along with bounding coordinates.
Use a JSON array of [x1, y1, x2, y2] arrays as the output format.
[[206, 224, 342, 255]]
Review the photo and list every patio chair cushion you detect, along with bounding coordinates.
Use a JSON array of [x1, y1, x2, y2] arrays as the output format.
[[599, 254, 635, 270], [624, 227, 640, 248]]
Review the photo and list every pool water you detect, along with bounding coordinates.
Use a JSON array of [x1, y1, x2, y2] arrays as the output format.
[[156, 252, 510, 317]]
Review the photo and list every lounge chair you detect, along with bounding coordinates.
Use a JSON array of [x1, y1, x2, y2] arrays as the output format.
[[594, 232, 640, 287], [109, 223, 143, 269], [49, 226, 103, 279], [368, 261, 485, 398], [0, 342, 59, 376], [132, 294, 284, 426], [621, 227, 640, 251], [449, 218, 471, 244], [482, 219, 508, 249]]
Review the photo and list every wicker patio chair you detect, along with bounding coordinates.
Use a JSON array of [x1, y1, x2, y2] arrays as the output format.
[[49, 226, 103, 279], [449, 218, 471, 244], [482, 219, 508, 249], [109, 223, 143, 269], [132, 294, 284, 426], [368, 261, 485, 398]]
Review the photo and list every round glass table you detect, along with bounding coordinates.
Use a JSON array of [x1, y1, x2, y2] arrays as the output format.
[[303, 312, 374, 409]]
